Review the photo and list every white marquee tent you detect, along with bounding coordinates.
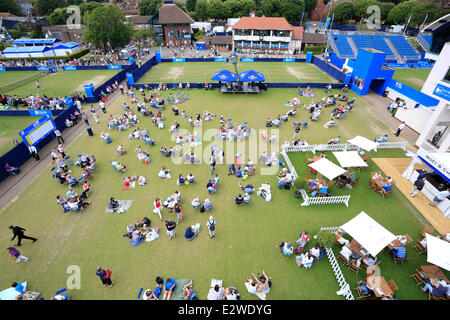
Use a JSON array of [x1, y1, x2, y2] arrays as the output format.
[[332, 151, 368, 168], [348, 135, 379, 152], [309, 158, 347, 180], [426, 234, 450, 272]]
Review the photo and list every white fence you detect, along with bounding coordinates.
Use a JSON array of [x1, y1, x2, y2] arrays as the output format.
[[280, 149, 298, 179], [300, 189, 351, 207], [319, 227, 354, 300], [282, 141, 408, 153]]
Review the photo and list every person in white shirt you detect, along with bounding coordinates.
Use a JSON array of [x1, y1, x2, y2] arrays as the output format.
[[207, 285, 224, 300], [99, 101, 106, 114], [142, 289, 158, 300], [430, 188, 450, 207], [54, 129, 64, 144], [395, 121, 406, 137], [28, 145, 39, 161], [309, 243, 321, 259]]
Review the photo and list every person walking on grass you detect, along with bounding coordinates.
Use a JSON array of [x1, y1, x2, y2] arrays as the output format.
[[409, 177, 426, 197], [7, 246, 29, 263], [207, 215, 216, 239], [96, 266, 114, 287], [9, 225, 37, 246], [28, 145, 39, 161], [54, 129, 64, 144], [99, 101, 107, 114], [153, 197, 162, 221], [209, 155, 216, 175], [164, 220, 176, 240], [395, 121, 406, 137]]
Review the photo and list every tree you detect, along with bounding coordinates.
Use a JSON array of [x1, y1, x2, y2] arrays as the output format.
[[35, 0, 67, 15], [0, 0, 23, 16], [280, 0, 305, 24], [138, 0, 162, 16], [175, 1, 186, 12], [354, 0, 378, 20], [66, 0, 83, 5], [134, 28, 155, 41], [7, 29, 25, 39], [83, 5, 133, 48], [195, 0, 208, 21], [186, 0, 197, 12], [47, 7, 71, 25], [378, 2, 395, 22], [79, 1, 102, 17], [224, 0, 241, 18], [410, 2, 441, 27], [262, 0, 281, 17], [329, 2, 355, 24], [304, 0, 317, 14], [239, 0, 255, 17], [386, 1, 420, 24], [207, 0, 226, 20]]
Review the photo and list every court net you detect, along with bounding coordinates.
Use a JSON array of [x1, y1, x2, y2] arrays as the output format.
[[0, 70, 47, 95]]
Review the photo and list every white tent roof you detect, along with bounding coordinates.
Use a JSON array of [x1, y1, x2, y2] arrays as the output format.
[[426, 234, 450, 272], [332, 151, 368, 168], [340, 211, 397, 256], [348, 135, 379, 152], [309, 158, 347, 180]]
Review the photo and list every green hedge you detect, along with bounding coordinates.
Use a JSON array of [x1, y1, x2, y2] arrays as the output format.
[[0, 48, 90, 62], [304, 45, 324, 55]]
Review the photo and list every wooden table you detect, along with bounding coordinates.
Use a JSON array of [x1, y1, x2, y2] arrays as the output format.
[[385, 239, 405, 255], [419, 265, 449, 283], [366, 275, 394, 298], [349, 239, 368, 258], [307, 156, 323, 164]]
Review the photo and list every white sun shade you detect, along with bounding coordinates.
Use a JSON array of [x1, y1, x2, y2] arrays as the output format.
[[426, 233, 450, 272], [348, 135, 379, 152], [333, 151, 368, 168], [309, 158, 347, 180], [340, 211, 397, 256]]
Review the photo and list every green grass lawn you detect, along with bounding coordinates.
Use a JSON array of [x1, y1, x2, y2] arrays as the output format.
[[0, 70, 119, 97], [392, 68, 432, 91], [0, 116, 42, 156], [138, 62, 338, 84], [1, 88, 445, 300]]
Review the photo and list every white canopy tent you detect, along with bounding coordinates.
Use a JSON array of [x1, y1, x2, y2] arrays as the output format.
[[426, 234, 450, 272], [348, 135, 379, 152], [332, 151, 368, 168], [340, 211, 397, 256], [309, 158, 347, 180]]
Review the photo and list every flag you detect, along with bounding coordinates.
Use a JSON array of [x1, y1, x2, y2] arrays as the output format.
[[423, 14, 428, 26], [406, 14, 412, 26], [331, 13, 335, 24]]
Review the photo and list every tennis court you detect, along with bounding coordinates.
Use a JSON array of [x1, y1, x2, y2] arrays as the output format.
[[138, 62, 338, 83], [0, 69, 119, 97], [0, 116, 41, 156]]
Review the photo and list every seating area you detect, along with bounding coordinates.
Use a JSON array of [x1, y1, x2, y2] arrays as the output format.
[[385, 36, 420, 59]]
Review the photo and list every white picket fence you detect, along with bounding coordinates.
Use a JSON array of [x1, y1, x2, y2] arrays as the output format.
[[282, 141, 408, 153], [299, 189, 351, 207], [280, 150, 298, 179], [319, 227, 354, 300]]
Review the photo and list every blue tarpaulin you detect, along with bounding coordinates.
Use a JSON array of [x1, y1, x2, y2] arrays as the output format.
[[211, 69, 238, 82], [238, 70, 265, 82]]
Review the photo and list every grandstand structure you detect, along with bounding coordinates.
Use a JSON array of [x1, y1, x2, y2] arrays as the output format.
[[327, 33, 421, 63]]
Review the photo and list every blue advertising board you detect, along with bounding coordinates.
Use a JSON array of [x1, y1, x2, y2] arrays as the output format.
[[387, 79, 440, 107], [0, 67, 5, 72], [108, 65, 122, 70], [37, 66, 50, 71], [241, 58, 254, 62], [173, 58, 186, 63], [184, 34, 191, 39], [64, 66, 77, 71], [214, 57, 228, 62], [433, 83, 450, 101], [19, 114, 56, 147], [283, 58, 296, 62], [64, 97, 74, 108], [28, 110, 53, 117]]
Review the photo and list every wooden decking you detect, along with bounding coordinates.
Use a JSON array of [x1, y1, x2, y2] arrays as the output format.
[[372, 158, 450, 234]]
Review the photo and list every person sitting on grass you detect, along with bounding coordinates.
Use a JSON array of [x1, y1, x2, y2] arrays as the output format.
[[228, 164, 236, 176], [142, 289, 158, 300], [243, 193, 251, 203], [66, 187, 78, 200], [296, 252, 314, 268], [280, 241, 294, 256], [158, 167, 171, 180], [185, 226, 198, 241], [116, 144, 126, 155], [235, 194, 244, 205], [177, 174, 186, 185], [186, 173, 196, 183], [183, 280, 197, 300], [162, 277, 176, 300], [309, 243, 322, 259], [203, 198, 212, 211], [207, 284, 225, 300], [323, 118, 336, 129], [296, 232, 310, 249], [191, 197, 201, 208], [109, 197, 119, 213], [223, 287, 240, 300], [375, 134, 388, 143], [235, 166, 243, 178], [239, 183, 255, 194]]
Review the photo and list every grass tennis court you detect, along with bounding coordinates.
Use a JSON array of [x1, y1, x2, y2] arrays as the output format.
[[138, 62, 338, 84], [0, 116, 41, 156], [392, 68, 432, 91], [1, 87, 444, 300], [0, 70, 119, 97]]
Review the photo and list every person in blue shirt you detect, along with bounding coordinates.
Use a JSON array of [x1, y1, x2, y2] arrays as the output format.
[[185, 226, 198, 241], [358, 280, 373, 296], [391, 246, 406, 259], [163, 277, 176, 300], [235, 166, 243, 178], [154, 276, 164, 298]]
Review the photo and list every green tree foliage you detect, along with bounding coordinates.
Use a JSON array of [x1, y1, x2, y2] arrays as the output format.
[[354, 0, 378, 20], [186, 0, 197, 12], [66, 0, 83, 5], [262, 0, 281, 17], [134, 28, 155, 41], [35, 0, 66, 15], [304, 0, 317, 14], [410, 2, 442, 27], [7, 29, 25, 39], [47, 7, 71, 25], [378, 2, 395, 21], [83, 5, 133, 48], [280, 0, 305, 24], [138, 0, 162, 16], [0, 0, 23, 16], [329, 2, 355, 24], [239, 0, 255, 17], [206, 0, 226, 20], [387, 1, 420, 24], [224, 0, 241, 18], [175, 2, 186, 12], [79, 1, 102, 16], [195, 0, 209, 21]]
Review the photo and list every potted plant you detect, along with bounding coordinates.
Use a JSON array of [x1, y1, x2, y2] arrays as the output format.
[[316, 229, 336, 249], [293, 177, 308, 198]]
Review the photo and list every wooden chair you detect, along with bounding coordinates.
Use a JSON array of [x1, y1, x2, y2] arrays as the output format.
[[327, 180, 334, 189], [405, 234, 414, 246], [387, 280, 399, 292], [410, 269, 425, 286], [362, 260, 381, 269], [350, 177, 360, 186], [420, 225, 435, 238], [306, 154, 313, 164], [392, 254, 408, 265], [347, 259, 361, 275], [306, 173, 311, 181], [337, 253, 349, 266], [428, 291, 447, 301], [354, 286, 371, 299], [413, 240, 427, 255]]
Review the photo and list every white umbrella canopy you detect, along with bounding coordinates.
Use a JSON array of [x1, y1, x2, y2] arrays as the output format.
[[348, 135, 379, 152], [309, 158, 347, 180], [426, 234, 450, 272], [333, 151, 368, 168], [340, 211, 397, 256]]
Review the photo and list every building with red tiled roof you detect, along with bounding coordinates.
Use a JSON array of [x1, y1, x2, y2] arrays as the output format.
[[232, 17, 302, 53]]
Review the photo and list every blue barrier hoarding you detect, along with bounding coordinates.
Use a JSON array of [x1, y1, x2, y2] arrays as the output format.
[[64, 66, 77, 71], [28, 110, 53, 117], [241, 58, 254, 62], [19, 114, 56, 147], [126, 72, 135, 85], [214, 57, 228, 62], [283, 58, 296, 62], [173, 58, 186, 63], [387, 79, 439, 107], [108, 65, 122, 70], [37, 66, 50, 71], [433, 83, 450, 101], [0, 67, 5, 72]]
